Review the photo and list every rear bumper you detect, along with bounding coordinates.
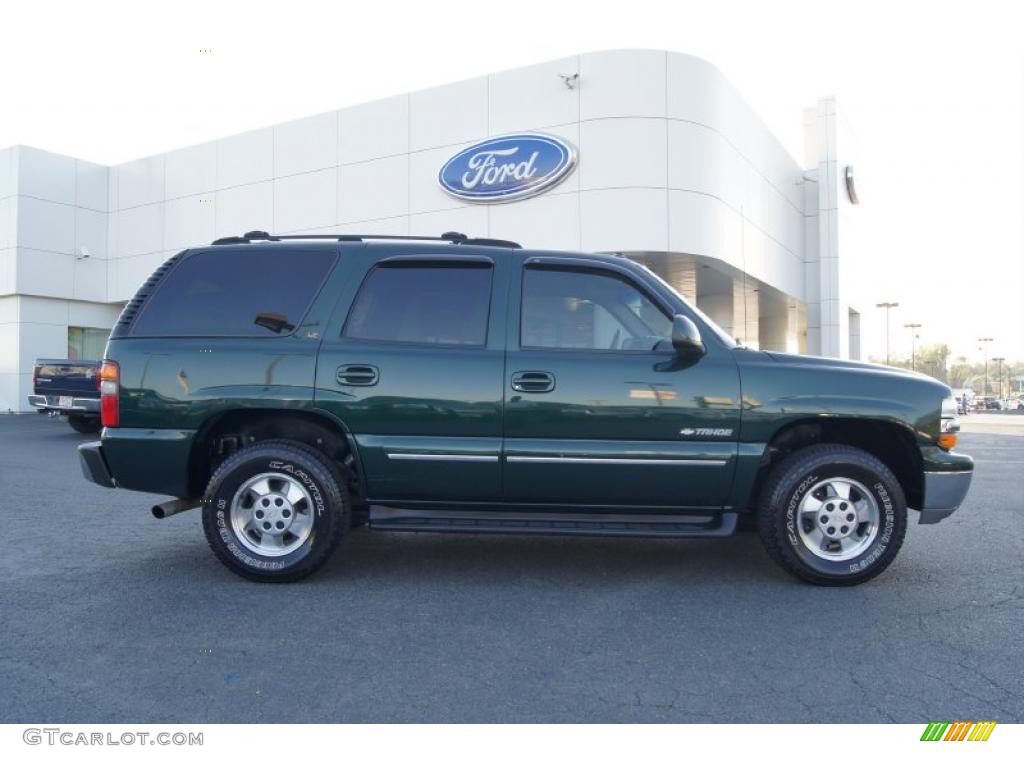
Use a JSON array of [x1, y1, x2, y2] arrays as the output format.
[[78, 441, 116, 488], [28, 394, 100, 414], [919, 470, 973, 524]]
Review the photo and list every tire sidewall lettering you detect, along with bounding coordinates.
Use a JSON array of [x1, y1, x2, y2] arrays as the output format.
[[210, 456, 329, 572], [783, 462, 902, 578]]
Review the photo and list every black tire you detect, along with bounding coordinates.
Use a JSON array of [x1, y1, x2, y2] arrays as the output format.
[[201, 440, 349, 582], [757, 443, 907, 586], [67, 414, 101, 434]]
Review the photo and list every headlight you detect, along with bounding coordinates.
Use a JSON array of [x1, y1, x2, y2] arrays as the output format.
[[939, 397, 960, 449]]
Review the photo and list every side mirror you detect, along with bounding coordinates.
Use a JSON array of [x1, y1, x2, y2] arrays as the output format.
[[671, 315, 705, 357]]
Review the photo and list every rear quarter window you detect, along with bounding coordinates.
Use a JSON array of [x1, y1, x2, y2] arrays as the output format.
[[129, 248, 336, 337]]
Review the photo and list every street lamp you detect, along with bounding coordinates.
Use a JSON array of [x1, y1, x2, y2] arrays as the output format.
[[903, 323, 922, 371], [978, 337, 993, 398], [876, 301, 899, 365], [992, 357, 1005, 400]]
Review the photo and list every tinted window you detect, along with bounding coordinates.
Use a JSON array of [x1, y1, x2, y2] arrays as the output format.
[[344, 263, 492, 346], [131, 249, 335, 336], [521, 267, 672, 351]]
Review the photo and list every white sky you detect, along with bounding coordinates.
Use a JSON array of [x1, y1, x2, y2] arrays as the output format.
[[2, 0, 1021, 363]]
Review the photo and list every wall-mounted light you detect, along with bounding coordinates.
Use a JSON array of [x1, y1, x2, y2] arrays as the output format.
[[77, 246, 90, 260]]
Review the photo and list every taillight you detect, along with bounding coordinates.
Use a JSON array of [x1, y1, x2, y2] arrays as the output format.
[[100, 360, 120, 428], [32, 365, 40, 388]]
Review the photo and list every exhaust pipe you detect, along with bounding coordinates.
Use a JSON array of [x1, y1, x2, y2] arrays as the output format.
[[152, 498, 201, 519]]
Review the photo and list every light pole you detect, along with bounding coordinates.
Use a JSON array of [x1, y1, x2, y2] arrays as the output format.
[[978, 337, 993, 398], [992, 357, 1005, 400], [903, 323, 922, 371], [876, 301, 899, 365]]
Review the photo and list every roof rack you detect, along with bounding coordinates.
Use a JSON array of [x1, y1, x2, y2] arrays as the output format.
[[211, 230, 521, 248]]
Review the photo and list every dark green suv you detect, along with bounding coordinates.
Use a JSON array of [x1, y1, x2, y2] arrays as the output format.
[[78, 231, 973, 585]]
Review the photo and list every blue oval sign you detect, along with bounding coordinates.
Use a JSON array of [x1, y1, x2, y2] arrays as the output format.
[[438, 133, 577, 203]]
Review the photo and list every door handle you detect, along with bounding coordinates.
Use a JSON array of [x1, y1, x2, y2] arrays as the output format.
[[336, 364, 379, 387], [511, 370, 555, 393]]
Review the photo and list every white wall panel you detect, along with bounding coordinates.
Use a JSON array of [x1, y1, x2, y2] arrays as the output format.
[[338, 155, 408, 223], [489, 191, 580, 252], [580, 118, 666, 191], [581, 188, 667, 252], [68, 300, 122, 329], [275, 112, 338, 178], [409, 78, 488, 151], [16, 248, 74, 299], [17, 147, 76, 205], [580, 50, 667, 120], [489, 56, 580, 134], [216, 128, 273, 189], [0, 248, 15, 296], [164, 194, 215, 251], [165, 142, 217, 200], [117, 155, 165, 209], [72, 256, 108, 303], [76, 207, 108, 260], [0, 197, 15, 250], [273, 169, 337, 233], [338, 95, 409, 164], [409, 206, 487, 240], [17, 196, 74, 254], [214, 181, 272, 239], [76, 160, 109, 211], [668, 190, 743, 264], [116, 203, 162, 257]]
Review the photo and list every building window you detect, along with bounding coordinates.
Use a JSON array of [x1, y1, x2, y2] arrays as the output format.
[[68, 327, 110, 360]]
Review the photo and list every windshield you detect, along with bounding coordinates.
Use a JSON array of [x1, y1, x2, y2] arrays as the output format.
[[639, 265, 739, 348]]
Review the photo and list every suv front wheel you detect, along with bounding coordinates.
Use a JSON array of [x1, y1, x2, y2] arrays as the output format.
[[201, 440, 350, 582], [757, 444, 907, 586]]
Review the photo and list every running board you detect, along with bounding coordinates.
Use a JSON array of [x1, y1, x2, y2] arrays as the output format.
[[368, 508, 737, 538]]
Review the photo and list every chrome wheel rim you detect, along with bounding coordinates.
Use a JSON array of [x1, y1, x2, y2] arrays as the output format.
[[230, 472, 315, 556], [796, 476, 879, 561]]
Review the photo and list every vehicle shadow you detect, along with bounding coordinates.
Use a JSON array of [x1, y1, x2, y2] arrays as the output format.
[[311, 527, 786, 587]]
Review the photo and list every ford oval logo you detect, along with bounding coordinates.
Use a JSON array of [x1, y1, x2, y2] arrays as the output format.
[[438, 133, 577, 203]]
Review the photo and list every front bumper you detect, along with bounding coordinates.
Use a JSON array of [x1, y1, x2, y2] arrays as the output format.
[[78, 441, 116, 488], [28, 394, 100, 413], [919, 470, 973, 524]]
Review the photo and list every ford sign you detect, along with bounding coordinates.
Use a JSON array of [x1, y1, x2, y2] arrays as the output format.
[[438, 133, 577, 203]]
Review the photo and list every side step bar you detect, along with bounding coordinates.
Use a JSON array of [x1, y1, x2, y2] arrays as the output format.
[[369, 508, 737, 538]]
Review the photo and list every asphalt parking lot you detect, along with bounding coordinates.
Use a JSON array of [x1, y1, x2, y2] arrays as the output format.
[[1, 414, 1021, 723]]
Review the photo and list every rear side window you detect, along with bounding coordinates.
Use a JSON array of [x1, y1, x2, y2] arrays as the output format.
[[343, 263, 492, 346], [130, 248, 336, 337]]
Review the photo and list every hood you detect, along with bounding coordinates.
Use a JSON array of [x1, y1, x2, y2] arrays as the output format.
[[760, 350, 950, 392]]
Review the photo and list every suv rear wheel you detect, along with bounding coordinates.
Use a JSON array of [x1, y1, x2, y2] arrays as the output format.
[[757, 443, 907, 586], [201, 440, 349, 582]]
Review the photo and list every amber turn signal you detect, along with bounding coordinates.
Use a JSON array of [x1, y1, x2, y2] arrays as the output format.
[[938, 433, 957, 450]]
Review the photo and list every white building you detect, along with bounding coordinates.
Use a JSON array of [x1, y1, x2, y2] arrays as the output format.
[[0, 49, 861, 413]]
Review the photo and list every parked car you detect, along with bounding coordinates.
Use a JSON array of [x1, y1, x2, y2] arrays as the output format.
[[974, 396, 1002, 411], [78, 231, 973, 586], [29, 358, 102, 433]]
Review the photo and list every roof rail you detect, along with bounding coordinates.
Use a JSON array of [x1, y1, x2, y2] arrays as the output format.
[[210, 231, 521, 248]]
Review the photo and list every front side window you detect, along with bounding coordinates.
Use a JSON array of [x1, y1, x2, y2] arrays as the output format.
[[344, 263, 492, 346], [521, 267, 672, 351], [131, 248, 336, 337]]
